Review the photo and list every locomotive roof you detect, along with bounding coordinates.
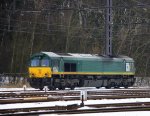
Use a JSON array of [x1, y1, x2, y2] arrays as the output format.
[[42, 52, 99, 58], [40, 52, 133, 61]]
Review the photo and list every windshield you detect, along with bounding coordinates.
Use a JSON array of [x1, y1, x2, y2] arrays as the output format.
[[41, 59, 49, 66], [31, 59, 40, 66]]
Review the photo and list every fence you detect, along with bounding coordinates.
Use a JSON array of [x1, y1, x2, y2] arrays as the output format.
[[0, 73, 28, 87]]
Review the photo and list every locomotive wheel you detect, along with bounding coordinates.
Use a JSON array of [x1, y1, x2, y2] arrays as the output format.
[[114, 86, 119, 89], [48, 86, 56, 90], [61, 87, 65, 90], [105, 86, 111, 89], [58, 86, 65, 90], [39, 87, 43, 91], [70, 86, 75, 90], [124, 86, 128, 89]]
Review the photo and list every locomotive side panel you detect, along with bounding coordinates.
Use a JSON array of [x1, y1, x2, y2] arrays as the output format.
[[80, 58, 103, 73], [102, 58, 125, 75]]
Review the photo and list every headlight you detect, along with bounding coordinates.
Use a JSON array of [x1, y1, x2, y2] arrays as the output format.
[[30, 73, 35, 77]]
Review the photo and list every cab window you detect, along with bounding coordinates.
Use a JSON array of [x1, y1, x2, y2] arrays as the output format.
[[31, 59, 40, 66], [41, 59, 49, 66]]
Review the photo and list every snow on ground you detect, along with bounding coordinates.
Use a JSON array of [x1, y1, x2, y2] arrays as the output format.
[[40, 111, 150, 116], [1, 98, 150, 109], [0, 87, 38, 91], [1, 87, 150, 115]]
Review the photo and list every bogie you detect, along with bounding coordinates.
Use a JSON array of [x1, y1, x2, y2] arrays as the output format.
[[28, 76, 135, 90]]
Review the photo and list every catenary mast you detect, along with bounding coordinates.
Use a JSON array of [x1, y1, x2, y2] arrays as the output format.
[[105, 0, 113, 56]]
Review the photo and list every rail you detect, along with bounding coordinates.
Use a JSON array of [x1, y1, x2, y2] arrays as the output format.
[[1, 102, 150, 115]]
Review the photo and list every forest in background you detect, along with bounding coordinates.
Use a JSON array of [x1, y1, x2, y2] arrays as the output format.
[[0, 0, 149, 77]]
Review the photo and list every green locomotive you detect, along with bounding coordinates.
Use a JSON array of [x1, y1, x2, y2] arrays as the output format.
[[28, 52, 135, 90]]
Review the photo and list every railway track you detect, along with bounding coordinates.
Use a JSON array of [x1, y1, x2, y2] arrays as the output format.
[[1, 94, 150, 104], [1, 88, 150, 115], [1, 102, 150, 115], [1, 88, 150, 100]]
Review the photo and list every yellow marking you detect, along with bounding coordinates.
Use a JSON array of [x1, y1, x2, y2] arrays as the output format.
[[28, 66, 135, 78], [52, 72, 135, 75], [29, 67, 52, 78], [24, 97, 47, 100]]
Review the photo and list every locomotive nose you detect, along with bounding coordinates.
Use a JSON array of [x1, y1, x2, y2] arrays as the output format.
[[29, 67, 52, 78]]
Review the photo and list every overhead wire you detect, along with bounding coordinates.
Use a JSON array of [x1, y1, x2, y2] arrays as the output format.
[[0, 0, 149, 37]]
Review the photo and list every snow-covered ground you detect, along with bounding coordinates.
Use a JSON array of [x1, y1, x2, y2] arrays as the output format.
[[40, 111, 150, 116], [1, 98, 150, 109], [1, 87, 150, 116]]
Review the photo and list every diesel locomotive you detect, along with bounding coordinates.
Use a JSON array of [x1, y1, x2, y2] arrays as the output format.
[[28, 52, 135, 90]]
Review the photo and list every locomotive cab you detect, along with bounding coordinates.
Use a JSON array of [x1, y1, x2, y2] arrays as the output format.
[[29, 54, 52, 78]]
